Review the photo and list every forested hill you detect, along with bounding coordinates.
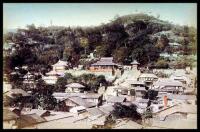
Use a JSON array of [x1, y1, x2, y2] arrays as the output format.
[[3, 13, 197, 73]]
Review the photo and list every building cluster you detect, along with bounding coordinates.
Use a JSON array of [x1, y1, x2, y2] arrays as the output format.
[[3, 56, 197, 129]]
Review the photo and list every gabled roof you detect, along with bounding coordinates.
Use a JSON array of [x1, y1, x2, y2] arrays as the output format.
[[139, 73, 158, 78], [113, 85, 129, 90], [87, 107, 104, 116], [80, 93, 102, 99], [67, 96, 96, 108], [52, 92, 69, 97], [138, 98, 149, 103], [6, 89, 30, 98], [99, 104, 114, 115], [91, 57, 117, 66], [106, 96, 126, 103], [130, 80, 145, 85], [42, 75, 58, 80], [154, 78, 183, 87], [3, 108, 19, 121], [158, 104, 197, 121], [65, 83, 85, 88], [19, 113, 46, 127], [130, 60, 139, 65], [52, 60, 68, 66], [70, 106, 86, 111], [23, 109, 50, 117], [170, 75, 190, 84], [92, 62, 116, 66], [46, 70, 59, 76], [134, 86, 146, 91], [158, 94, 196, 100]]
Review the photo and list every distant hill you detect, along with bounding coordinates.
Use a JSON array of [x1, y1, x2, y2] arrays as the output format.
[[3, 13, 197, 69]]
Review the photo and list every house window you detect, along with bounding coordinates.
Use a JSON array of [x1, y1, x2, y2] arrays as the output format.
[[102, 66, 107, 69], [121, 90, 128, 95], [130, 89, 135, 96]]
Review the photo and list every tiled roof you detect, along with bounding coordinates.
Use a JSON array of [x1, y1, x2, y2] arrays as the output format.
[[87, 107, 104, 116], [106, 96, 126, 103], [19, 113, 46, 127], [99, 104, 114, 115], [80, 93, 102, 99], [23, 109, 50, 117], [6, 89, 30, 98], [65, 83, 85, 88], [129, 80, 145, 85], [134, 87, 146, 91], [3, 108, 19, 121], [67, 96, 96, 108], [46, 70, 59, 76], [91, 57, 117, 66], [158, 94, 196, 100], [52, 60, 68, 66], [130, 60, 139, 65], [139, 73, 158, 78], [154, 79, 183, 87], [138, 98, 149, 103]]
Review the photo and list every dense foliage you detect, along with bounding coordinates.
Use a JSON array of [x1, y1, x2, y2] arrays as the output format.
[[111, 103, 142, 123], [55, 73, 108, 92], [4, 13, 197, 75]]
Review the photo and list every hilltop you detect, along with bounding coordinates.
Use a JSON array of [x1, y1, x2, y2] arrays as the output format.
[[3, 13, 197, 72]]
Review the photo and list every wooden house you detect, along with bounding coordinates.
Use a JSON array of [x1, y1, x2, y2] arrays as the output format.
[[65, 83, 85, 93], [153, 79, 184, 94], [138, 73, 158, 86], [89, 57, 118, 72], [52, 60, 68, 73]]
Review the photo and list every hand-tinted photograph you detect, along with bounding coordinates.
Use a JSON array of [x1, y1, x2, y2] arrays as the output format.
[[3, 3, 197, 129]]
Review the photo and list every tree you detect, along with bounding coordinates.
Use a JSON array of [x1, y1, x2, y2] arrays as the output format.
[[96, 75, 107, 86], [63, 47, 73, 61], [80, 37, 89, 55], [113, 47, 129, 64], [155, 34, 169, 51], [95, 45, 108, 57], [182, 38, 190, 55], [31, 80, 57, 110], [155, 59, 169, 69], [55, 77, 68, 92], [111, 103, 142, 123], [147, 90, 158, 100]]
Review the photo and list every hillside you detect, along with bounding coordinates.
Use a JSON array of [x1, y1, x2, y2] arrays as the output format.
[[3, 13, 197, 73]]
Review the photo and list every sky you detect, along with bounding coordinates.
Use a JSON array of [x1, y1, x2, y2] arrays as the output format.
[[3, 3, 197, 30]]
